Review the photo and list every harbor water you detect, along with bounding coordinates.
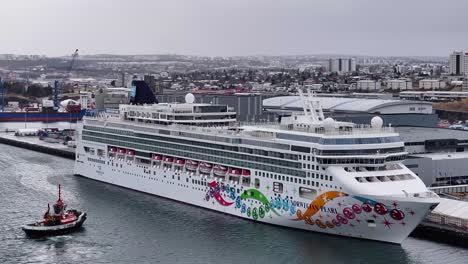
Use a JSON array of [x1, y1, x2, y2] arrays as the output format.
[[0, 134, 467, 263]]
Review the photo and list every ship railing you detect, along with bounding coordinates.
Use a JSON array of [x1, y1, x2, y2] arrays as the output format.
[[239, 122, 395, 135], [283, 125, 395, 135]]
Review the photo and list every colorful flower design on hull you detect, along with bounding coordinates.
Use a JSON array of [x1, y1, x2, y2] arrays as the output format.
[[240, 189, 280, 216], [291, 192, 410, 231], [207, 181, 234, 206]]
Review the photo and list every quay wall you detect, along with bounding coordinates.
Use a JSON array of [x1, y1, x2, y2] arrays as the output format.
[[0, 136, 75, 160]]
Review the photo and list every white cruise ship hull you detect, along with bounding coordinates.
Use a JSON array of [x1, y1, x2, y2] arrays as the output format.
[[74, 150, 438, 244]]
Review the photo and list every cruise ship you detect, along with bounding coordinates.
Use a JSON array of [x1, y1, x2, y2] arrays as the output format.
[[74, 91, 439, 244]]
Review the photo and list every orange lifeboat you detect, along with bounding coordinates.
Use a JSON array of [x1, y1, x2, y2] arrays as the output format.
[[126, 149, 135, 156], [242, 169, 251, 177]]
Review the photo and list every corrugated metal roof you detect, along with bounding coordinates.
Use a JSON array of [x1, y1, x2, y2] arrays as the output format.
[[263, 96, 430, 114]]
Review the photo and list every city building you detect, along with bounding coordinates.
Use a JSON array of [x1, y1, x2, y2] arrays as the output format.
[[418, 79, 446, 90], [449, 51, 467, 76], [387, 79, 412, 90], [356, 80, 381, 91], [327, 58, 356, 74], [95, 87, 130, 109]]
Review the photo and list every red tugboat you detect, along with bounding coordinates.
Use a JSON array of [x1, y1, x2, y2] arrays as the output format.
[[22, 185, 87, 237]]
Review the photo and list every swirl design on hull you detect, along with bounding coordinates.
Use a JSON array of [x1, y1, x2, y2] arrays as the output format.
[[293, 191, 348, 221]]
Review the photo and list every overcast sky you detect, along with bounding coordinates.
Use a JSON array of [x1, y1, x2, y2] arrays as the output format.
[[0, 0, 466, 57]]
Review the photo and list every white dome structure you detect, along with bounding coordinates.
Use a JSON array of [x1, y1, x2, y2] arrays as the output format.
[[60, 99, 79, 108], [185, 93, 195, 104], [371, 116, 383, 129], [323, 117, 335, 130]]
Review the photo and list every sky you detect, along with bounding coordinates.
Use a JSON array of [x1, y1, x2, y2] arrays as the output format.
[[0, 0, 467, 57]]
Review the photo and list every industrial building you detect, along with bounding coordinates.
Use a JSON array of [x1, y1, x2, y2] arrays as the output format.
[[397, 126, 468, 186], [263, 95, 436, 127], [400, 91, 468, 101]]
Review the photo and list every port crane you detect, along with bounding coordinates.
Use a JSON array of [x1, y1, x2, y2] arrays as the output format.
[[68, 49, 79, 74]]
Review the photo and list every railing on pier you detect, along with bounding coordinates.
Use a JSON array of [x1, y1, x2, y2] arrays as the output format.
[[429, 184, 468, 194], [425, 212, 468, 230]]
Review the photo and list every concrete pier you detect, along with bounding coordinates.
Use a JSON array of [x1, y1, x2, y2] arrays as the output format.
[[0, 133, 75, 159]]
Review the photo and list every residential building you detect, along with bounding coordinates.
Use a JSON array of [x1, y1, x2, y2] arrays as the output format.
[[449, 51, 466, 76], [419, 79, 446, 90], [356, 80, 381, 91], [327, 58, 356, 74], [387, 79, 412, 90]]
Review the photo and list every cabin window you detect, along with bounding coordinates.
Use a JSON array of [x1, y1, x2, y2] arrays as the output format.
[[254, 178, 260, 189], [243, 176, 251, 187], [273, 182, 284, 193], [299, 187, 317, 199]]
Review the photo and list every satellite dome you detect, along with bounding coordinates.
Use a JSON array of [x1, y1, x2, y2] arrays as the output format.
[[323, 117, 335, 130], [371, 116, 383, 129], [185, 93, 195, 104]]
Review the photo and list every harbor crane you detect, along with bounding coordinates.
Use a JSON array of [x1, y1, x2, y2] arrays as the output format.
[[68, 49, 79, 73]]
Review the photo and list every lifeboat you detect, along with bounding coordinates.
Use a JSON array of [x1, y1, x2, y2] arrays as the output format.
[[186, 160, 199, 171], [108, 147, 117, 153], [163, 156, 174, 163], [152, 154, 163, 161], [213, 165, 228, 176], [242, 169, 251, 177], [126, 149, 135, 156], [118, 148, 126, 154], [229, 168, 242, 177], [175, 158, 185, 165], [199, 162, 213, 174]]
